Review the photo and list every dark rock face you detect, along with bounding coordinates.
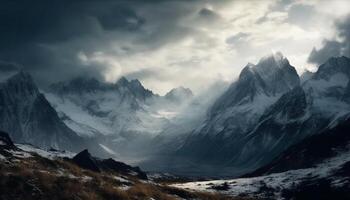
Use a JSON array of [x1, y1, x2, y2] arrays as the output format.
[[281, 178, 350, 200], [49, 76, 154, 102], [0, 71, 84, 151], [313, 56, 350, 80], [0, 131, 14, 148], [100, 158, 148, 180], [49, 77, 106, 95], [0, 131, 20, 158], [72, 149, 101, 172], [261, 86, 307, 120], [247, 117, 350, 177], [72, 149, 147, 179]]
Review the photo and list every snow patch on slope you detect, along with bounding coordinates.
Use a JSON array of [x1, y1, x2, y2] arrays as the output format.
[[16, 144, 75, 159], [172, 147, 350, 199], [45, 93, 114, 136]]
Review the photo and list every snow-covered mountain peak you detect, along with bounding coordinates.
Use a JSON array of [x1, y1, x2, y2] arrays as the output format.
[[126, 79, 154, 101], [8, 70, 35, 84], [254, 53, 299, 94], [255, 52, 293, 74], [239, 52, 298, 87], [165, 86, 193, 103], [313, 56, 350, 80], [271, 51, 284, 61], [45, 75, 168, 139], [116, 76, 129, 87], [49, 76, 154, 101], [212, 53, 299, 111], [2, 71, 39, 98], [130, 79, 142, 87], [49, 76, 108, 95], [259, 51, 286, 67]]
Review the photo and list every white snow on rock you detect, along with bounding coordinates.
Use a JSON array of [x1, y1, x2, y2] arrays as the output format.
[[172, 148, 350, 199], [45, 93, 114, 136], [113, 176, 131, 184], [16, 144, 75, 159], [6, 149, 32, 158]]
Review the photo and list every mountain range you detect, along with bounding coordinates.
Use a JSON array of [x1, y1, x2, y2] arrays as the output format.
[[0, 53, 350, 181], [0, 67, 197, 159], [142, 53, 350, 177]]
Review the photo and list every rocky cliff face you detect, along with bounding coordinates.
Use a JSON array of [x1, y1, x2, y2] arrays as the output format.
[[0, 71, 84, 151]]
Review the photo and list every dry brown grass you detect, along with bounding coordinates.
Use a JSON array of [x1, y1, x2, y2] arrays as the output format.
[[0, 155, 253, 200], [128, 183, 177, 200]]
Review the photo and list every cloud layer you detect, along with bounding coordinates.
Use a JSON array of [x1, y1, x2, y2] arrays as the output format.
[[308, 15, 350, 65], [0, 0, 349, 94]]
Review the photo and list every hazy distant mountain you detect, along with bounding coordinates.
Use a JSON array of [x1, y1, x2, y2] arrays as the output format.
[[45, 76, 198, 159], [46, 76, 162, 137], [50, 76, 154, 102], [0, 71, 84, 151], [165, 86, 193, 103], [300, 70, 314, 83]]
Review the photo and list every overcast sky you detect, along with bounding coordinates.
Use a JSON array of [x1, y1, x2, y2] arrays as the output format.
[[0, 0, 350, 94]]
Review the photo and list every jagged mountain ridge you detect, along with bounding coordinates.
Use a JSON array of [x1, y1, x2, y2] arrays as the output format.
[[171, 57, 350, 199], [46, 75, 196, 138], [0, 71, 84, 151], [46, 76, 164, 137], [73, 149, 147, 179], [50, 76, 155, 102], [165, 86, 194, 103], [166, 54, 350, 177], [45, 75, 197, 160], [2, 53, 350, 180], [210, 52, 299, 115]]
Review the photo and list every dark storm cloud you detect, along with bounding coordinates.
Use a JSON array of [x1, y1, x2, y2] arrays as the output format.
[[0, 61, 20, 72], [198, 8, 220, 20], [308, 15, 350, 65], [97, 6, 145, 31], [0, 0, 210, 86], [0, 1, 159, 85]]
